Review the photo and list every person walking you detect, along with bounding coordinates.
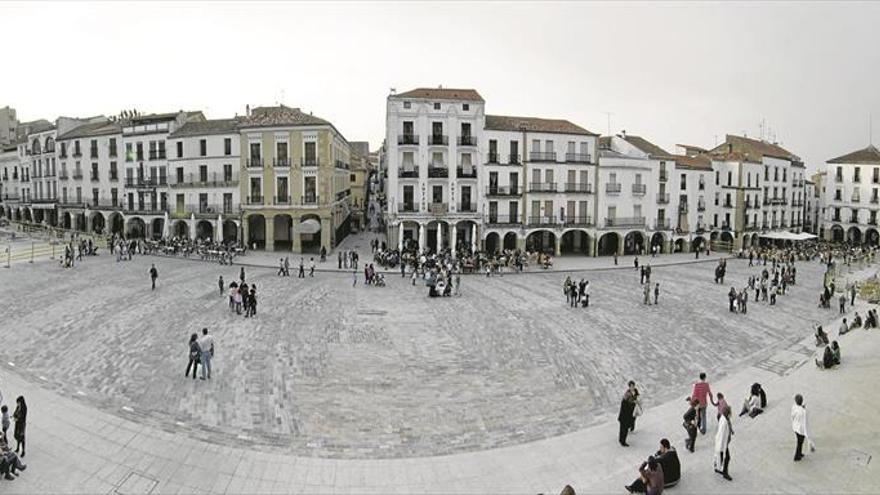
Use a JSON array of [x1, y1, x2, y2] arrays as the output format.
[[618, 381, 638, 447], [149, 264, 158, 291], [691, 373, 714, 435], [839, 293, 846, 314], [309, 258, 316, 277], [198, 328, 215, 380], [284, 256, 290, 276], [714, 406, 733, 480], [654, 283, 660, 305], [12, 396, 26, 458], [185, 333, 200, 380], [643, 282, 651, 305], [683, 397, 698, 452], [583, 281, 590, 308], [850, 283, 857, 306], [791, 394, 814, 461], [298, 258, 305, 278], [218, 276, 224, 297], [239, 266, 246, 283]]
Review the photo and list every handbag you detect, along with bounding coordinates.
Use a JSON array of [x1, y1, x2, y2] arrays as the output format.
[[633, 402, 643, 418]]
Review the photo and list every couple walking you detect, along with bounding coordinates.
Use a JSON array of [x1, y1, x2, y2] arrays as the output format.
[[185, 328, 216, 380]]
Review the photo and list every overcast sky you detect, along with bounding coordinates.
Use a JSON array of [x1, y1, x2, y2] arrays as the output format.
[[3, 1, 880, 172]]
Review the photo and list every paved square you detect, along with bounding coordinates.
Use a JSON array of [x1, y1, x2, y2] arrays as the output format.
[[0, 254, 831, 458]]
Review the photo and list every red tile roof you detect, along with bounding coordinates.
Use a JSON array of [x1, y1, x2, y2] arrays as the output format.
[[827, 145, 880, 165], [486, 115, 597, 136], [395, 87, 484, 102], [672, 154, 713, 170], [711, 134, 799, 162]]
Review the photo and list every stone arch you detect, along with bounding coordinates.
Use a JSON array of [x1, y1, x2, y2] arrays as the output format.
[[561, 229, 590, 255], [44, 136, 54, 152], [650, 232, 666, 254], [623, 231, 645, 255], [298, 214, 321, 253], [674, 238, 685, 253], [503, 231, 518, 251], [751, 233, 760, 247], [22, 208, 32, 223], [45, 210, 57, 227], [425, 220, 449, 253], [222, 219, 238, 243], [454, 219, 479, 253], [721, 231, 734, 245], [173, 219, 190, 239], [866, 228, 879, 247], [710, 231, 719, 242], [33, 209, 44, 224], [151, 218, 164, 240], [125, 216, 146, 238], [399, 220, 421, 251], [247, 214, 266, 249], [830, 224, 844, 243], [273, 214, 293, 251], [195, 219, 214, 241], [14, 207, 22, 222], [597, 232, 620, 256], [485, 232, 500, 254], [692, 235, 705, 252], [31, 138, 41, 155], [525, 229, 556, 254], [743, 233, 752, 249], [75, 213, 86, 232], [847, 226, 862, 245], [108, 212, 124, 236], [90, 211, 106, 234]]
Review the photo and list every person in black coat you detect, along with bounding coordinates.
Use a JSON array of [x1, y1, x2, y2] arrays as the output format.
[[618, 381, 637, 447], [12, 396, 26, 458], [625, 438, 681, 493]]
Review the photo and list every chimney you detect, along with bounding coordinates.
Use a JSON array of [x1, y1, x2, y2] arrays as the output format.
[[728, 143, 733, 153], [246, 104, 250, 117], [621, 129, 626, 138]]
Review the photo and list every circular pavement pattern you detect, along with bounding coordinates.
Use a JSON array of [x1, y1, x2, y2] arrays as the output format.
[[0, 254, 830, 458]]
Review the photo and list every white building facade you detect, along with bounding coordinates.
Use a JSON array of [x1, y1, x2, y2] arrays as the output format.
[[823, 145, 880, 245]]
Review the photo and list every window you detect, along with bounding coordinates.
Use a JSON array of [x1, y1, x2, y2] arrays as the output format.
[[176, 142, 183, 158], [461, 122, 471, 137], [463, 103, 469, 111], [727, 171, 732, 186], [304, 142, 317, 165], [680, 174, 687, 190], [176, 167, 184, 184], [403, 185, 414, 208], [432, 185, 443, 203], [223, 164, 232, 182], [350, 173, 356, 182], [403, 101, 411, 109], [126, 143, 133, 162], [433, 103, 440, 110], [715, 171, 719, 185], [109, 138, 117, 157], [199, 139, 207, 157], [199, 165, 208, 183], [158, 141, 165, 158], [276, 177, 288, 201], [136, 142, 143, 161], [249, 143, 261, 161], [224, 138, 232, 155], [276, 141, 288, 164], [90, 140, 98, 159], [431, 152, 443, 167]]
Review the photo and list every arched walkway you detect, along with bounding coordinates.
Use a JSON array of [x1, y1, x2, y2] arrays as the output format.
[[399, 221, 420, 251], [90, 211, 106, 234], [173, 220, 190, 239], [45, 210, 57, 227], [692, 236, 705, 252], [109, 213, 124, 236], [525, 230, 556, 254], [597, 232, 619, 256], [426, 220, 449, 253], [151, 218, 164, 240], [485, 232, 500, 254], [454, 220, 478, 253], [847, 226, 862, 245], [299, 214, 321, 253], [503, 231, 518, 251], [126, 217, 146, 238], [273, 214, 293, 251], [623, 231, 644, 255], [247, 214, 266, 249], [743, 234, 752, 249], [561, 229, 590, 255], [22, 208, 32, 223], [222, 220, 238, 243], [196, 220, 214, 241], [33, 209, 44, 224], [867, 228, 879, 247], [720, 231, 734, 245], [75, 213, 86, 232], [830, 224, 844, 243], [674, 238, 685, 253], [650, 232, 666, 254]]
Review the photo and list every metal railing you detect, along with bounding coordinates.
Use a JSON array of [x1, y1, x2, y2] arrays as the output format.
[[564, 182, 592, 193], [457, 202, 477, 212], [274, 196, 291, 205], [457, 136, 477, 146], [247, 158, 263, 168], [605, 183, 622, 194], [487, 152, 499, 164], [528, 215, 557, 226], [246, 196, 264, 205], [508, 154, 521, 165], [428, 166, 449, 178], [563, 216, 593, 227], [398, 134, 419, 145], [565, 153, 591, 163], [605, 217, 646, 227], [529, 182, 558, 193], [428, 135, 448, 146], [397, 203, 417, 213], [428, 202, 448, 214], [529, 151, 557, 162], [632, 184, 647, 195], [456, 167, 477, 178], [274, 157, 290, 167], [485, 186, 521, 196], [485, 215, 521, 227], [398, 169, 419, 178], [301, 158, 319, 167], [654, 218, 670, 230], [169, 172, 238, 189], [656, 193, 669, 204], [659, 170, 668, 181]]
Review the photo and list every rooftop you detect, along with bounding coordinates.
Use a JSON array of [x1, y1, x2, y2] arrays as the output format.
[[129, 111, 204, 125], [239, 105, 332, 129], [671, 153, 713, 170], [485, 114, 597, 136], [618, 134, 672, 159], [394, 87, 484, 102], [827, 145, 880, 165], [168, 118, 241, 139], [711, 134, 799, 162], [56, 120, 121, 141]]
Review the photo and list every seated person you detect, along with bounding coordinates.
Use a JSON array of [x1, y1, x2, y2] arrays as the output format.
[[739, 390, 763, 418], [815, 325, 829, 346], [851, 313, 863, 329], [816, 344, 835, 369], [625, 440, 679, 493], [839, 318, 851, 335], [0, 435, 25, 480], [831, 340, 841, 365], [865, 310, 877, 329]]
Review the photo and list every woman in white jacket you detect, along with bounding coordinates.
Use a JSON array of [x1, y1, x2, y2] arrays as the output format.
[[791, 394, 814, 461], [714, 405, 733, 480]]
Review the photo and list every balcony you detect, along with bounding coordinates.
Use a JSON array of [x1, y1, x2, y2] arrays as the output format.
[[528, 215, 557, 227], [335, 160, 349, 170], [659, 170, 668, 182], [72, 150, 82, 158], [529, 182, 558, 193], [398, 168, 420, 178], [72, 171, 83, 180], [681, 204, 691, 214], [397, 203, 417, 213], [301, 196, 318, 206], [564, 182, 592, 194], [148, 151, 167, 160], [723, 201, 733, 208], [872, 197, 880, 204], [529, 151, 557, 162], [123, 205, 166, 215], [852, 195, 861, 203], [565, 153, 591, 164], [656, 193, 670, 204], [90, 149, 98, 159], [398, 134, 419, 146], [274, 157, 291, 167], [274, 196, 291, 205], [508, 154, 521, 165], [428, 135, 448, 146], [246, 196, 264, 205], [457, 202, 477, 213], [605, 217, 646, 228], [605, 183, 622, 194], [487, 152, 500, 164], [109, 148, 117, 158], [457, 135, 478, 146], [109, 173, 118, 182], [456, 167, 477, 179], [486, 186, 521, 196], [485, 215, 521, 227], [301, 158, 319, 168], [850, 217, 859, 224], [428, 166, 449, 178], [124, 178, 165, 189], [60, 172, 70, 180], [90, 173, 100, 182], [698, 182, 705, 191], [428, 202, 448, 215], [563, 216, 593, 227], [170, 172, 239, 189], [654, 218, 670, 230], [247, 158, 263, 168]]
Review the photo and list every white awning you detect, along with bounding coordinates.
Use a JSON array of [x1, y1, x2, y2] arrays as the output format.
[[759, 231, 817, 241], [299, 218, 321, 234]]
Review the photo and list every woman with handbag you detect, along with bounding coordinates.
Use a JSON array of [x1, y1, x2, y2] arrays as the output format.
[[683, 398, 698, 452], [185, 333, 201, 380], [630, 383, 642, 432]]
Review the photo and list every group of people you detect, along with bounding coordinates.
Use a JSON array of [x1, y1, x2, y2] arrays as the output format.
[[562, 276, 591, 308], [338, 249, 360, 270], [185, 328, 216, 380], [59, 237, 98, 268], [0, 393, 28, 481], [226, 268, 257, 317]]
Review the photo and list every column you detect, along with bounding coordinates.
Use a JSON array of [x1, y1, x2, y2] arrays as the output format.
[[617, 234, 625, 256], [290, 223, 296, 252], [189, 214, 197, 241], [242, 216, 250, 245], [398, 222, 404, 251], [292, 218, 302, 253], [450, 223, 458, 258], [436, 223, 442, 253], [418, 223, 425, 252], [471, 224, 477, 253], [265, 215, 275, 251], [215, 215, 222, 243], [321, 218, 331, 253], [554, 235, 561, 256], [516, 236, 525, 251], [589, 236, 597, 257]]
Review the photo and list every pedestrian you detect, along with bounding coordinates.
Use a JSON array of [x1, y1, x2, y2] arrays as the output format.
[[338, 251, 343, 270], [198, 328, 214, 380], [149, 264, 158, 291], [284, 256, 290, 276], [791, 394, 814, 461], [643, 282, 651, 305], [298, 257, 305, 278], [618, 381, 638, 447], [12, 396, 25, 458], [239, 266, 246, 283], [713, 406, 733, 480], [634, 256, 639, 270], [352, 269, 358, 287], [654, 283, 660, 305], [185, 333, 200, 380], [455, 273, 461, 296], [691, 372, 714, 435], [309, 257, 315, 277], [1, 405, 8, 443], [218, 276, 224, 297], [839, 293, 846, 314], [583, 281, 590, 307], [248, 286, 257, 317], [850, 283, 857, 306], [614, 252, 618, 265], [683, 397, 698, 452]]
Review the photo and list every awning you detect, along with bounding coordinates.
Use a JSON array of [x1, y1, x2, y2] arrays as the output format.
[[299, 218, 321, 234], [758, 231, 817, 241]]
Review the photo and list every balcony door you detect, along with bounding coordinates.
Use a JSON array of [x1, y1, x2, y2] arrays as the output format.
[[489, 172, 498, 193], [489, 201, 498, 223], [460, 185, 471, 211], [509, 201, 519, 223]]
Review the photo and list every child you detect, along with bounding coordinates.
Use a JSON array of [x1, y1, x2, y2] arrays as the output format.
[[1, 405, 8, 442]]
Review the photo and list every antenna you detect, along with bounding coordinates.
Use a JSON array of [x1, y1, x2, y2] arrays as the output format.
[[604, 112, 612, 136], [870, 113, 874, 146]]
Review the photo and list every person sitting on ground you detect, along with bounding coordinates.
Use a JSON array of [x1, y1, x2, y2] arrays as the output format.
[[625, 439, 680, 493], [815, 325, 830, 346], [851, 312, 863, 329], [816, 344, 835, 369], [831, 340, 841, 366], [865, 309, 878, 329], [839, 318, 851, 335], [739, 389, 764, 418], [624, 455, 665, 495], [0, 434, 25, 480]]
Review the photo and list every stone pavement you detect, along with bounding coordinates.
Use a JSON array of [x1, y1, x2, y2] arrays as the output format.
[[0, 254, 878, 492]]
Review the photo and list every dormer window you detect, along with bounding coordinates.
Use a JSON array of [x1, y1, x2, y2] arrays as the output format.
[[433, 103, 441, 110], [403, 101, 411, 109], [463, 104, 469, 111]]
